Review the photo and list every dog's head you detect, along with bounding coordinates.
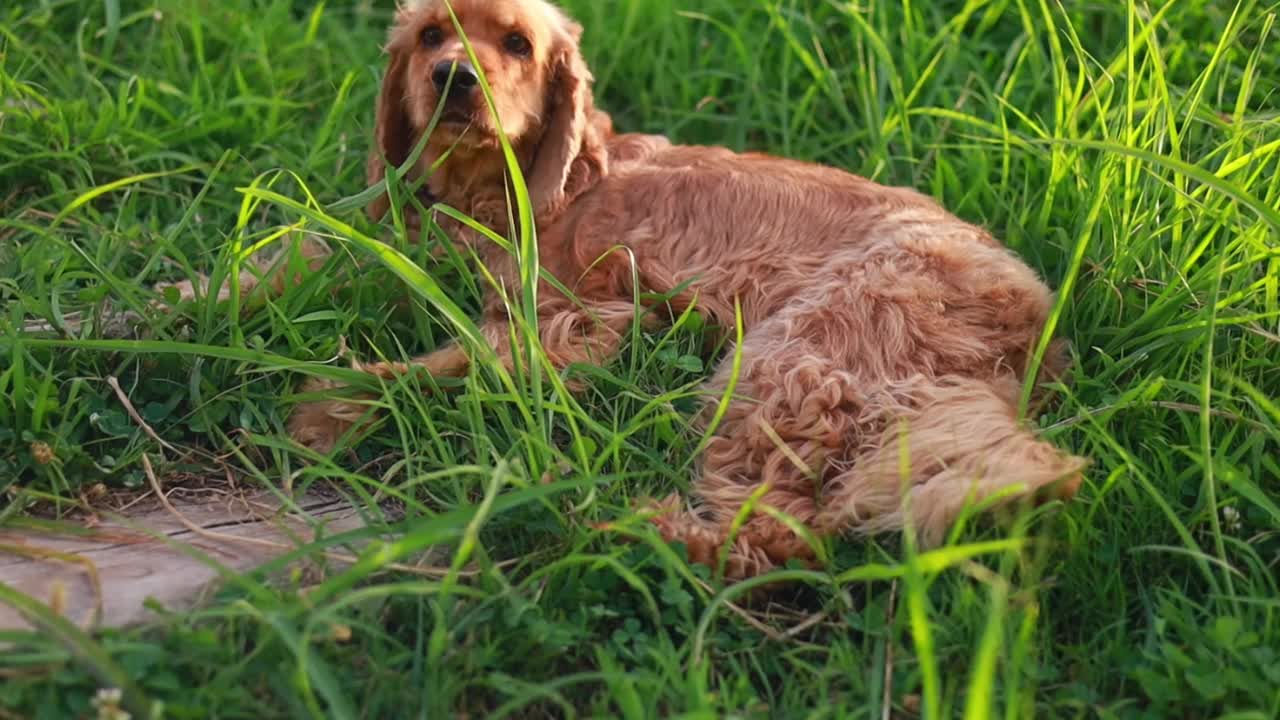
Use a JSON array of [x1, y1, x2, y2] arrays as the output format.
[[369, 0, 607, 221]]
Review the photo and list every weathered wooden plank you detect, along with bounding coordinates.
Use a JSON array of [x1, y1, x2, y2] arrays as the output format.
[[0, 488, 374, 632]]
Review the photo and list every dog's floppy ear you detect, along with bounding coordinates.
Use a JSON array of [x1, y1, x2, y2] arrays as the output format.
[[367, 44, 414, 222], [526, 18, 608, 218]]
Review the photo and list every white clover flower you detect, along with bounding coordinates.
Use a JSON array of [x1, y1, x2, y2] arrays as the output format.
[[1222, 506, 1241, 533], [91, 688, 131, 720]]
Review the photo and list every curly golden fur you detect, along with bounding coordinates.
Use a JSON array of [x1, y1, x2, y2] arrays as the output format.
[[288, 0, 1088, 579]]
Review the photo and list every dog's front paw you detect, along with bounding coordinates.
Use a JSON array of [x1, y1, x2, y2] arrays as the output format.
[[287, 378, 374, 454]]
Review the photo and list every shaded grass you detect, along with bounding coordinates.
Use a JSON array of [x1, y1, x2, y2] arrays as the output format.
[[2, 0, 1279, 717]]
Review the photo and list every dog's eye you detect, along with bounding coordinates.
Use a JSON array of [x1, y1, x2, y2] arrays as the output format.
[[503, 32, 532, 57], [421, 26, 443, 48]]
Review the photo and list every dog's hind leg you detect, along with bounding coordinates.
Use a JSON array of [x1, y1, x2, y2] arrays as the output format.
[[650, 360, 1084, 579], [647, 252, 1085, 578], [812, 375, 1087, 548], [648, 318, 865, 579]]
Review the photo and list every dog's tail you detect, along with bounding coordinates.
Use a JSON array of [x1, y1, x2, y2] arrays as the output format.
[[816, 375, 1087, 547]]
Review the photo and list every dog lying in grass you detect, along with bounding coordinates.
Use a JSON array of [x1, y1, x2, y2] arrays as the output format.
[[287, 0, 1087, 578]]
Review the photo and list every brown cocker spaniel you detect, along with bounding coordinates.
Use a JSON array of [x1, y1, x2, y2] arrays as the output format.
[[288, 0, 1087, 578]]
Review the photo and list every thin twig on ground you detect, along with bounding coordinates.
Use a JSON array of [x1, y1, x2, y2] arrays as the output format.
[[107, 376, 181, 455]]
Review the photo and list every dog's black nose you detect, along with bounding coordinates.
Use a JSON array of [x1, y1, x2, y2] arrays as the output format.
[[432, 60, 478, 96]]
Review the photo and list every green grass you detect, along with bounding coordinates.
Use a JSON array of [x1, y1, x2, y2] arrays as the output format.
[[3, 0, 1279, 717]]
